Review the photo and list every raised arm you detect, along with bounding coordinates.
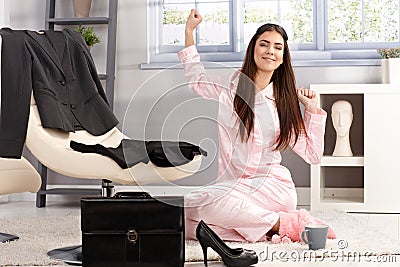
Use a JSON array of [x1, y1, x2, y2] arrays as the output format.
[[291, 88, 327, 164], [185, 9, 202, 47], [178, 9, 234, 101]]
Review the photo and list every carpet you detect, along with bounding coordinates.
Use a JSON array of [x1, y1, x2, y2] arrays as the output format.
[[0, 210, 399, 266]]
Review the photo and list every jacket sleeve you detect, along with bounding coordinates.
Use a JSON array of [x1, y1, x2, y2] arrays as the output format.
[[290, 108, 327, 164], [85, 50, 110, 106], [0, 30, 33, 158], [178, 45, 233, 101]]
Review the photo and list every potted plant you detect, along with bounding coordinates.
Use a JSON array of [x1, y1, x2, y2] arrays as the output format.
[[72, 0, 92, 18], [377, 47, 400, 84], [77, 25, 101, 49]]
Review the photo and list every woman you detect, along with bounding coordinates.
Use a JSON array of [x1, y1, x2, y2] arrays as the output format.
[[180, 9, 335, 243]]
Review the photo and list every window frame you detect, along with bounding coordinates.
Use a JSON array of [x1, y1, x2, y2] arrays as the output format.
[[324, 0, 400, 50], [146, 0, 399, 67], [158, 0, 234, 54]]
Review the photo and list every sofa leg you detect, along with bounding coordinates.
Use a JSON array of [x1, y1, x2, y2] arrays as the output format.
[[36, 192, 47, 208], [36, 163, 48, 208], [101, 179, 115, 197]]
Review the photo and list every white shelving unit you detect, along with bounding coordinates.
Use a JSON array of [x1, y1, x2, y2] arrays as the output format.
[[310, 84, 400, 213]]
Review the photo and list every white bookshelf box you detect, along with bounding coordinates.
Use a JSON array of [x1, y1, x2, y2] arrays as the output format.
[[310, 84, 400, 213]]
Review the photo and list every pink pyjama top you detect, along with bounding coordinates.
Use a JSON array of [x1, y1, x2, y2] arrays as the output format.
[[178, 45, 326, 183]]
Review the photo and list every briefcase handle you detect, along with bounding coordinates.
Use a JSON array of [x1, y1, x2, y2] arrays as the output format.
[[114, 191, 152, 199]]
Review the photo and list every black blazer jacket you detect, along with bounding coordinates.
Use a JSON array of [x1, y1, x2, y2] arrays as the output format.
[[0, 28, 119, 158]]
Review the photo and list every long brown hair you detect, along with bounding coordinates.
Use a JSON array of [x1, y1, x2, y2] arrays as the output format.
[[233, 23, 305, 150]]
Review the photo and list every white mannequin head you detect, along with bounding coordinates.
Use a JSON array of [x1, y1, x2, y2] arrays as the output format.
[[331, 100, 353, 137]]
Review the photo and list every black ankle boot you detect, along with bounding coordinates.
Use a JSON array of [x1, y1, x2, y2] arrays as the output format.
[[196, 220, 258, 267]]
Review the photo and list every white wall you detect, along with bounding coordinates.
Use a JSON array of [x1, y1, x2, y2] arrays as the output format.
[[9, 0, 382, 188], [0, 0, 10, 27]]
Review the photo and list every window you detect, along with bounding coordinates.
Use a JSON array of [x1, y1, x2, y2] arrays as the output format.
[[242, 0, 314, 49], [160, 0, 232, 53], [326, 0, 400, 49], [147, 0, 400, 64]]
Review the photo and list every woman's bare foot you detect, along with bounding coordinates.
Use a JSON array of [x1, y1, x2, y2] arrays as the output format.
[[266, 218, 280, 237]]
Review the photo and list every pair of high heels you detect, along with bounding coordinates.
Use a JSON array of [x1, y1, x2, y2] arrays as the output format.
[[196, 220, 258, 267]]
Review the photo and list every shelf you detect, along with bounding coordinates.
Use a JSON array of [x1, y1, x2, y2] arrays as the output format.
[[320, 156, 364, 166], [37, 0, 119, 207], [47, 17, 109, 25], [38, 188, 101, 195], [311, 84, 400, 94], [320, 196, 364, 204]]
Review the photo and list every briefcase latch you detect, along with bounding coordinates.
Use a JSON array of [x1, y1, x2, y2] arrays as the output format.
[[127, 229, 138, 243]]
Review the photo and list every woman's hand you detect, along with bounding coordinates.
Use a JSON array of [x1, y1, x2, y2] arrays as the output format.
[[185, 9, 202, 47], [186, 9, 202, 32], [297, 88, 318, 114]]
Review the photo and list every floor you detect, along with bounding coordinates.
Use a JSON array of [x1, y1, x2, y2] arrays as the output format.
[[1, 200, 400, 267]]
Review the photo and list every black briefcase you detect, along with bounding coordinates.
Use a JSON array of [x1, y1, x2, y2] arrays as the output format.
[[81, 192, 184, 267]]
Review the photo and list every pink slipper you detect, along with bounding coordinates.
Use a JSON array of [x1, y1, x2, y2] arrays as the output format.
[[271, 234, 292, 244], [271, 234, 281, 244], [278, 209, 336, 242]]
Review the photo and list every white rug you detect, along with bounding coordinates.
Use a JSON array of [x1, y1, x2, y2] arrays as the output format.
[[0, 210, 399, 266]]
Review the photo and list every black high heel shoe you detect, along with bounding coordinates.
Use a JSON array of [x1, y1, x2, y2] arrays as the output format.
[[196, 220, 258, 267]]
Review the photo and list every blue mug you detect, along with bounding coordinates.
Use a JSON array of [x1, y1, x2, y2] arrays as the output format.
[[301, 224, 328, 250]]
